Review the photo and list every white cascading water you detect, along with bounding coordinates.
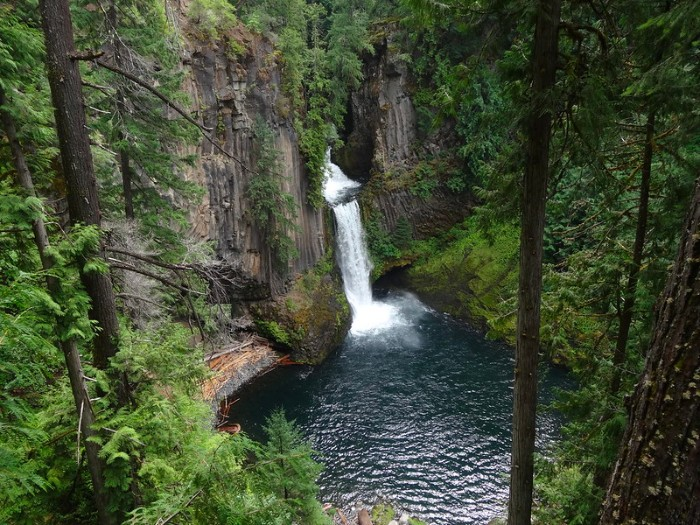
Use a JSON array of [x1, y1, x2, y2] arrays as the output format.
[[323, 150, 400, 333]]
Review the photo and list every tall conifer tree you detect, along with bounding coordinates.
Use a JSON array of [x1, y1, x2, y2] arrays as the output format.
[[39, 0, 120, 369], [509, 1, 560, 523]]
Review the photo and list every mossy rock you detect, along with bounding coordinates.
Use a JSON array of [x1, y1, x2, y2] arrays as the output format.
[[370, 503, 427, 525], [403, 216, 519, 342], [371, 503, 395, 525], [251, 264, 350, 364]]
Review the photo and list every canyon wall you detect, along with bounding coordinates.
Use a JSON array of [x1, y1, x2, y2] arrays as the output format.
[[181, 24, 326, 299], [176, 17, 349, 361], [338, 35, 474, 243]]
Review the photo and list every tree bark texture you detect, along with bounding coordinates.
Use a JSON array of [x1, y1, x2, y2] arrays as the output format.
[[599, 176, 700, 524], [508, 1, 561, 524], [610, 112, 655, 395], [0, 89, 114, 525], [40, 0, 120, 369]]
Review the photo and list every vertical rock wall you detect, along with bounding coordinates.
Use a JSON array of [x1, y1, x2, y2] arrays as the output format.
[[338, 36, 474, 242], [181, 26, 325, 298], [338, 37, 417, 180]]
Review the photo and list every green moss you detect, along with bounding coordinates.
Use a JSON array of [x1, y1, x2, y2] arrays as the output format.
[[371, 504, 395, 525], [369, 503, 427, 525], [252, 255, 351, 364], [406, 216, 519, 341], [254, 320, 294, 347]]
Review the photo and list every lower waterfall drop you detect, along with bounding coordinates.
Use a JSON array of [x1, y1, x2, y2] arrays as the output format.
[[322, 151, 401, 333]]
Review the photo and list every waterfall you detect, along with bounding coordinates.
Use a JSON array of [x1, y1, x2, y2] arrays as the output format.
[[333, 200, 374, 315], [323, 150, 399, 333]]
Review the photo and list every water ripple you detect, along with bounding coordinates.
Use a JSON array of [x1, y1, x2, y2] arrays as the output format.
[[232, 292, 570, 525]]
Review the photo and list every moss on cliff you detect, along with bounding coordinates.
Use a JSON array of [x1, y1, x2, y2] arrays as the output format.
[[251, 253, 351, 364], [404, 216, 519, 342]]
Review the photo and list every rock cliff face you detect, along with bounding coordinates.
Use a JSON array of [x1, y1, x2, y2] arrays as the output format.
[[337, 37, 417, 180], [338, 37, 474, 243], [181, 25, 325, 298], [177, 18, 350, 361]]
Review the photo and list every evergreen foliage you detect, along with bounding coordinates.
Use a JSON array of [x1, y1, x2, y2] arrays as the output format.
[[396, 0, 699, 522], [1, 0, 699, 522], [74, 0, 202, 256], [0, 3, 328, 522], [248, 116, 299, 269], [241, 0, 375, 207], [255, 408, 329, 524]]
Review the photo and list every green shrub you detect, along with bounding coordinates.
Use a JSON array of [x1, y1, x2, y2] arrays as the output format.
[[187, 0, 237, 41]]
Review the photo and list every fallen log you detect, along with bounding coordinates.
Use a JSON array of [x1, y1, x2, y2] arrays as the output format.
[[204, 338, 255, 362], [216, 423, 241, 435], [336, 509, 350, 525]]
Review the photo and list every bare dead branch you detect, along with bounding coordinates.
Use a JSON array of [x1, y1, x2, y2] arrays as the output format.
[[71, 50, 105, 61], [107, 258, 205, 295]]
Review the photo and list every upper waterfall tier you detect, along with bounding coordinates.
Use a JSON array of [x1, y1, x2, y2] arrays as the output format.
[[322, 151, 361, 206]]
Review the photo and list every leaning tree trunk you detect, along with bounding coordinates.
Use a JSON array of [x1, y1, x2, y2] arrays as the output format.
[[508, 1, 561, 524], [610, 112, 655, 395], [40, 0, 120, 369], [598, 176, 700, 524], [0, 88, 114, 525]]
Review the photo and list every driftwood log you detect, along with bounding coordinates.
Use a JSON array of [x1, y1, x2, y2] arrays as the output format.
[[358, 509, 373, 525]]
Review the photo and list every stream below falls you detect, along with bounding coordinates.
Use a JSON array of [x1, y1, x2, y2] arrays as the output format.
[[230, 289, 569, 525]]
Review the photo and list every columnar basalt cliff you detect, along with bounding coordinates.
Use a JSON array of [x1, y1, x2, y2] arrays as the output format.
[[337, 37, 417, 180], [181, 25, 325, 298], [177, 17, 349, 361], [338, 36, 474, 244]]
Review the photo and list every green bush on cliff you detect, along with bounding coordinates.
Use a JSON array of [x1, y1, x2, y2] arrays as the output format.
[[408, 216, 519, 340], [188, 0, 237, 41], [248, 116, 299, 270], [365, 215, 401, 270]]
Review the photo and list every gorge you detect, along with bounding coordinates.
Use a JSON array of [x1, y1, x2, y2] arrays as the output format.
[[228, 157, 570, 524], [2, 1, 698, 524]]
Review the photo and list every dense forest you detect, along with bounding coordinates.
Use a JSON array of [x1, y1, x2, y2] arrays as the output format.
[[0, 0, 698, 524]]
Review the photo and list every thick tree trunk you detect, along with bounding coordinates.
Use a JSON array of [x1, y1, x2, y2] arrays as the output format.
[[0, 89, 114, 525], [610, 112, 655, 395], [40, 0, 120, 369], [599, 176, 700, 524], [508, 1, 561, 524]]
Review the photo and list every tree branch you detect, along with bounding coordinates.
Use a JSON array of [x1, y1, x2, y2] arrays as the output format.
[[107, 258, 205, 295], [158, 489, 204, 525], [71, 50, 105, 61], [94, 59, 257, 174], [559, 21, 608, 54]]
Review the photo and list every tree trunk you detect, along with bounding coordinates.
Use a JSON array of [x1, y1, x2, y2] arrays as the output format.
[[39, 0, 120, 369], [107, 0, 135, 220], [598, 176, 700, 524], [508, 1, 561, 524], [0, 88, 115, 525], [120, 126, 135, 220], [610, 112, 655, 395]]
